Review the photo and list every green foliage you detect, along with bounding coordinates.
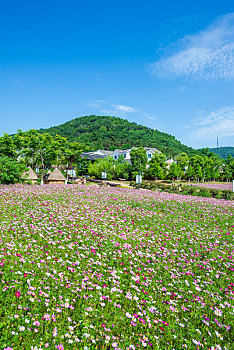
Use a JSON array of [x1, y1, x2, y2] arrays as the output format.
[[167, 162, 181, 180], [209, 147, 234, 159], [0, 134, 16, 158], [88, 155, 131, 180], [114, 156, 131, 179], [39, 115, 199, 157], [63, 141, 89, 167], [130, 147, 147, 177], [176, 153, 189, 176], [10, 130, 87, 184], [88, 156, 115, 180], [0, 156, 26, 184], [188, 156, 204, 181], [147, 152, 166, 180], [76, 158, 90, 176]]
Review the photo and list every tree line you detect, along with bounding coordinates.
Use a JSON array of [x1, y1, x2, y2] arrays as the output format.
[[88, 147, 234, 182], [0, 131, 233, 184], [0, 130, 87, 184]]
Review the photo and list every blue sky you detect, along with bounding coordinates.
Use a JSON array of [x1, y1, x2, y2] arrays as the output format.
[[0, 0, 233, 149]]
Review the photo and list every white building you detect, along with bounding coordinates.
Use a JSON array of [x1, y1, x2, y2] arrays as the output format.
[[81, 150, 113, 161], [112, 147, 161, 163], [81, 147, 161, 164]]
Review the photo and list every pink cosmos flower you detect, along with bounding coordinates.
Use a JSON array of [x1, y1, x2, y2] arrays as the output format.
[[55, 344, 64, 350], [15, 291, 20, 297]]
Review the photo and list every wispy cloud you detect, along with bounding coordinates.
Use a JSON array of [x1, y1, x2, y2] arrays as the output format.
[[84, 100, 157, 123], [143, 113, 156, 120], [85, 100, 136, 115], [84, 100, 107, 108], [150, 13, 234, 81], [191, 106, 234, 141], [112, 104, 135, 113]]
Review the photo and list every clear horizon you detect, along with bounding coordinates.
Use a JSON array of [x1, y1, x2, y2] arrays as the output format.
[[0, 0, 233, 149]]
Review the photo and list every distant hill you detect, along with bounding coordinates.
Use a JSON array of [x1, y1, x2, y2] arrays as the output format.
[[39, 115, 199, 157], [210, 147, 234, 159]]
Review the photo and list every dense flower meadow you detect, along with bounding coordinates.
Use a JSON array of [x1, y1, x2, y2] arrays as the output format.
[[190, 183, 232, 191], [0, 184, 233, 350]]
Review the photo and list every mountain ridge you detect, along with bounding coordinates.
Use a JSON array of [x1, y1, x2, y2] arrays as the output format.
[[209, 147, 234, 159]]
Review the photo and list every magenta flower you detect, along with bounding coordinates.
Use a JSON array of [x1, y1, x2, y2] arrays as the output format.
[[55, 344, 64, 350]]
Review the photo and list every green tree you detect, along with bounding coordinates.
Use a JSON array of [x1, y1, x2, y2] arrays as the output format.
[[14, 131, 66, 184], [76, 158, 90, 176], [149, 162, 164, 180], [176, 153, 189, 179], [148, 152, 166, 180], [62, 141, 88, 181], [186, 164, 194, 182], [189, 156, 204, 182], [114, 155, 131, 180], [0, 156, 26, 184], [209, 155, 222, 182], [167, 163, 181, 180], [203, 156, 213, 181], [0, 134, 16, 158], [88, 156, 115, 179], [130, 147, 147, 178], [224, 155, 234, 180]]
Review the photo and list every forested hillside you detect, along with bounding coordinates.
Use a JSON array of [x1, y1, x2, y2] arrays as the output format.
[[209, 147, 234, 159], [39, 115, 198, 157]]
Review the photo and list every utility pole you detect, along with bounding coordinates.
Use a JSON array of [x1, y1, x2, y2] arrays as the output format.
[[217, 136, 219, 148]]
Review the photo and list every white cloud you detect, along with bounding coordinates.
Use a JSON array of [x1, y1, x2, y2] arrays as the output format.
[[150, 13, 234, 81], [85, 100, 136, 115], [84, 100, 156, 123], [191, 106, 234, 141], [143, 113, 156, 120], [112, 104, 135, 113]]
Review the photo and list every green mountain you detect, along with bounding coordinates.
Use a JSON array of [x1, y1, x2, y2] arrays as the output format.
[[209, 147, 234, 159], [39, 115, 199, 157]]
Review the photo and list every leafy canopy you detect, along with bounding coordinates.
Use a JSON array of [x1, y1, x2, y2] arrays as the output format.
[[0, 156, 26, 184]]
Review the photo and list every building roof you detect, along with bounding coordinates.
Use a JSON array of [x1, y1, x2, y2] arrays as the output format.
[[81, 150, 113, 160], [144, 147, 161, 153], [81, 152, 106, 160], [21, 167, 38, 180], [97, 150, 113, 156], [48, 168, 66, 181], [82, 147, 161, 160]]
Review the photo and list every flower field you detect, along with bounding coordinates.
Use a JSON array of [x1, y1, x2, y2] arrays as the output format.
[[190, 183, 232, 191], [0, 185, 233, 350]]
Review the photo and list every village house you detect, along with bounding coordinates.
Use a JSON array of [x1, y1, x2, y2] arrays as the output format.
[[80, 150, 113, 162], [81, 147, 161, 164], [112, 147, 161, 162]]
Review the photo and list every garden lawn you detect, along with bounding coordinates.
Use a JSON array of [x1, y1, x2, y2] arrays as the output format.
[[0, 184, 233, 350]]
